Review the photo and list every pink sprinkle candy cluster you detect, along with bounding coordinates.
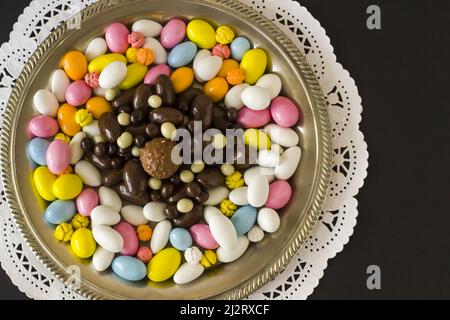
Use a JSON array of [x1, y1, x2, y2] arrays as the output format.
[[127, 31, 145, 48], [84, 72, 100, 89]]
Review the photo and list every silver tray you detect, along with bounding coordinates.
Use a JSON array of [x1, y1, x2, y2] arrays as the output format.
[[0, 0, 332, 299]]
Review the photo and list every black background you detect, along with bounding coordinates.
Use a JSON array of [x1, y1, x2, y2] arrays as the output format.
[[0, 0, 449, 300]]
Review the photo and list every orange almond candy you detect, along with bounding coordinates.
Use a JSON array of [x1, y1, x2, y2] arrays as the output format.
[[204, 77, 229, 103], [60, 51, 88, 81], [218, 59, 239, 78], [57, 103, 81, 136], [86, 96, 112, 119], [170, 67, 194, 93]]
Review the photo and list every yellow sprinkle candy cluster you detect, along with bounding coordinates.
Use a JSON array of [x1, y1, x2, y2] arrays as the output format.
[[200, 250, 217, 268], [75, 109, 93, 127], [216, 25, 235, 44], [226, 171, 244, 189], [54, 223, 73, 242], [54, 132, 70, 143], [71, 213, 89, 229], [126, 47, 138, 63], [220, 199, 237, 217]]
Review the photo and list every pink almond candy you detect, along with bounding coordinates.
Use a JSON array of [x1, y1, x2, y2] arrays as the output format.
[[270, 96, 301, 128], [160, 19, 186, 49], [190, 224, 219, 250], [236, 107, 271, 129], [28, 115, 59, 138], [265, 180, 292, 210], [144, 64, 171, 85], [105, 22, 130, 54], [46, 140, 70, 174], [114, 221, 139, 256], [65, 80, 91, 106], [76, 188, 99, 216]]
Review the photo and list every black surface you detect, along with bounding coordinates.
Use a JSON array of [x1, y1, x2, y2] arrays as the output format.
[[0, 0, 449, 300]]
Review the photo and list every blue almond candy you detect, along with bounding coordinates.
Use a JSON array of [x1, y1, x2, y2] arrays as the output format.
[[168, 41, 198, 68], [44, 199, 76, 225], [231, 205, 257, 236], [230, 36, 251, 61], [28, 137, 50, 166], [169, 228, 193, 251], [112, 256, 147, 281]]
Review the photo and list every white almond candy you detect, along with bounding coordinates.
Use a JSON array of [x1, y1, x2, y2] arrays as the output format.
[[195, 56, 223, 82], [244, 166, 275, 185], [247, 225, 264, 242], [224, 83, 250, 110], [208, 209, 238, 250], [256, 73, 282, 100], [82, 120, 100, 137], [217, 236, 249, 263], [143, 37, 167, 64], [257, 149, 281, 168], [264, 124, 299, 147], [92, 246, 114, 272], [193, 49, 211, 70], [121, 205, 148, 226], [203, 186, 229, 206], [241, 86, 271, 110], [69, 132, 86, 164], [173, 262, 205, 285], [50, 70, 70, 102], [92, 225, 124, 253], [91, 205, 121, 226], [229, 187, 249, 206], [93, 87, 108, 98], [257, 208, 280, 233], [33, 89, 59, 117], [247, 175, 269, 207], [85, 37, 107, 61], [99, 61, 127, 89], [275, 146, 302, 180], [203, 206, 222, 224], [132, 19, 163, 37], [271, 143, 284, 155], [143, 202, 167, 222], [75, 160, 101, 187], [151, 220, 172, 254], [98, 186, 122, 211]]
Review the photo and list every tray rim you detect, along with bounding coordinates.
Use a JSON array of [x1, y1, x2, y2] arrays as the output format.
[[0, 0, 332, 300]]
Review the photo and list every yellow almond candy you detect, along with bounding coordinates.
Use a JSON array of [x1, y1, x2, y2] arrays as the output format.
[[240, 48, 267, 85], [186, 20, 216, 49], [147, 248, 181, 282], [170, 67, 194, 93], [88, 53, 127, 73], [70, 228, 96, 259], [244, 128, 271, 150], [119, 63, 148, 90], [52, 174, 83, 200], [86, 97, 112, 119], [33, 166, 57, 201]]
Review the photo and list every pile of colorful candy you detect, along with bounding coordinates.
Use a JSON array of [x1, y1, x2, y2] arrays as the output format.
[[27, 17, 302, 285]]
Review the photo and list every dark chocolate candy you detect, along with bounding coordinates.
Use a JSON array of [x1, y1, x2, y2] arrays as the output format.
[[123, 159, 148, 193], [114, 183, 149, 206], [111, 88, 136, 109], [133, 84, 152, 110], [154, 74, 175, 107], [149, 107, 184, 126], [173, 205, 203, 228], [99, 112, 122, 143], [102, 168, 123, 187], [196, 168, 225, 189]]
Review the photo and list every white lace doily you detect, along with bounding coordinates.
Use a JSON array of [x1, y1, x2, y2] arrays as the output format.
[[0, 0, 368, 300]]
